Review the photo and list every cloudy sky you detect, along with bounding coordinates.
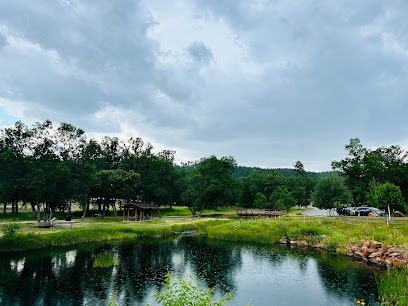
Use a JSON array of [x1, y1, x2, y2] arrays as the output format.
[[1, 0, 408, 171]]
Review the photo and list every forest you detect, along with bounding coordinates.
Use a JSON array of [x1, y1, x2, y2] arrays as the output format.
[[1, 121, 407, 221]]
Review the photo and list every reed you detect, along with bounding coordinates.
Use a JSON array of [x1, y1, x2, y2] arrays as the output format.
[[93, 251, 115, 268], [377, 268, 408, 306]]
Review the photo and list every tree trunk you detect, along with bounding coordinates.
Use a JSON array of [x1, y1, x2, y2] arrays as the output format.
[[3, 203, 6, 216], [50, 207, 55, 220], [198, 204, 206, 218], [36, 200, 41, 222], [31, 204, 37, 219], [12, 202, 15, 217], [81, 198, 90, 221], [43, 204, 48, 221], [155, 204, 162, 218], [112, 202, 117, 217], [15, 201, 19, 215], [188, 205, 196, 218]]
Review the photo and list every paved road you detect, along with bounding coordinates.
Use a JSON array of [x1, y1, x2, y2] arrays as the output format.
[[302, 207, 338, 217]]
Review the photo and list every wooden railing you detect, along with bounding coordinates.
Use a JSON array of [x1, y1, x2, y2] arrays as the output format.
[[236, 209, 287, 217]]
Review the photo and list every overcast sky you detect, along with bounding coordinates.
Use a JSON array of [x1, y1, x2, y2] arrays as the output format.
[[1, 0, 408, 171]]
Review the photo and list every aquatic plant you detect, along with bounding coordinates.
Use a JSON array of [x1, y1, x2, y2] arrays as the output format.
[[377, 268, 408, 306], [151, 273, 233, 306], [93, 251, 115, 268]]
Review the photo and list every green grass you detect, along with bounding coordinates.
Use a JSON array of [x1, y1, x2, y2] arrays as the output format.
[[160, 206, 239, 216], [93, 251, 115, 268], [205, 216, 408, 255], [377, 268, 408, 305], [0, 217, 229, 252]]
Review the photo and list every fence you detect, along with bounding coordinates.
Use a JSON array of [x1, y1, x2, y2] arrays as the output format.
[[232, 214, 408, 229]]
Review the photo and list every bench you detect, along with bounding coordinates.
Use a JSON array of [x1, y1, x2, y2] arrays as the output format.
[[38, 221, 52, 228]]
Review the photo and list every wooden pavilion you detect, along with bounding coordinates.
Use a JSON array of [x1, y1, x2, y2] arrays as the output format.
[[122, 202, 157, 221]]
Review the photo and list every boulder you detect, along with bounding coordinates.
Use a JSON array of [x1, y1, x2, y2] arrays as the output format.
[[351, 245, 360, 253], [312, 243, 322, 249], [366, 248, 377, 254], [374, 241, 383, 249], [369, 252, 380, 258], [390, 258, 407, 268], [354, 252, 365, 258], [394, 211, 405, 217], [279, 237, 288, 244], [298, 241, 308, 247], [290, 240, 298, 246]]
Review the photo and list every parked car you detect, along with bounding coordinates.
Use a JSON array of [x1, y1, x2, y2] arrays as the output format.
[[368, 207, 386, 217], [354, 207, 386, 216], [354, 207, 371, 216], [343, 208, 355, 216]]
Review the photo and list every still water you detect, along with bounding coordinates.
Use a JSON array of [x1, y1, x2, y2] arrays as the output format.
[[0, 236, 380, 306]]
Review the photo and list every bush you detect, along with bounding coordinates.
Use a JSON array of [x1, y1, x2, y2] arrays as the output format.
[[1, 222, 21, 239], [152, 273, 233, 306]]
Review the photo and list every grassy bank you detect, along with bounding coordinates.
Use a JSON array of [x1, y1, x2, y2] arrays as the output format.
[[206, 216, 408, 254], [0, 218, 227, 252]]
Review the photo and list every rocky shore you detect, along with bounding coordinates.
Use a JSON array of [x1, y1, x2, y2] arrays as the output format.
[[279, 236, 407, 269]]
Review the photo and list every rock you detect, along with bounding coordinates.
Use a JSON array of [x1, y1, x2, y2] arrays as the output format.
[[312, 243, 322, 249], [366, 248, 377, 254], [363, 240, 372, 248], [387, 247, 396, 254], [390, 258, 408, 268], [354, 252, 365, 258], [389, 252, 402, 258], [290, 240, 298, 246], [298, 241, 308, 247], [380, 244, 388, 253], [369, 252, 380, 258], [394, 211, 405, 217], [351, 245, 360, 253], [279, 237, 288, 244], [359, 239, 366, 246], [368, 212, 378, 217], [374, 241, 383, 249], [385, 259, 392, 266]]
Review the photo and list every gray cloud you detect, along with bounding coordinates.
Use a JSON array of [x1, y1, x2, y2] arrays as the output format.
[[187, 41, 214, 66], [0, 0, 407, 170]]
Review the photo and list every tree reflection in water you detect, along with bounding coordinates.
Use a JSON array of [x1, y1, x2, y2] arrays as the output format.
[[0, 236, 380, 306]]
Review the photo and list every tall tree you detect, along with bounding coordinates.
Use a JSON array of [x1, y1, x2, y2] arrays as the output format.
[[311, 174, 352, 210], [182, 156, 238, 217]]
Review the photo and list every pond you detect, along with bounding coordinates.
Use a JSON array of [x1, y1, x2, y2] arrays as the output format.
[[0, 235, 380, 305]]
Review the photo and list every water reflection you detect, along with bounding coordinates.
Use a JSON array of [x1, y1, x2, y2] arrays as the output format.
[[0, 236, 380, 306]]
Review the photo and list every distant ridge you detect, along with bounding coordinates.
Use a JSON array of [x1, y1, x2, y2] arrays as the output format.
[[233, 166, 335, 179], [176, 163, 335, 180]]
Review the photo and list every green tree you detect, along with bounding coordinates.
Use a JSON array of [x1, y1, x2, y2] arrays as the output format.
[[332, 138, 408, 205], [182, 156, 238, 217], [311, 174, 352, 210], [269, 186, 296, 210], [367, 182, 405, 212], [254, 192, 268, 208]]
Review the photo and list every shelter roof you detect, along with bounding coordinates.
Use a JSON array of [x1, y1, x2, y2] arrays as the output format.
[[122, 202, 157, 209]]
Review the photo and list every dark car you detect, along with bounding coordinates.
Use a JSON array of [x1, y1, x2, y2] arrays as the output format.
[[343, 208, 355, 216], [368, 207, 386, 217], [354, 207, 371, 216]]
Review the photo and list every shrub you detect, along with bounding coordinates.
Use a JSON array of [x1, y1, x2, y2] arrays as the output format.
[[152, 273, 233, 306], [1, 222, 21, 239]]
